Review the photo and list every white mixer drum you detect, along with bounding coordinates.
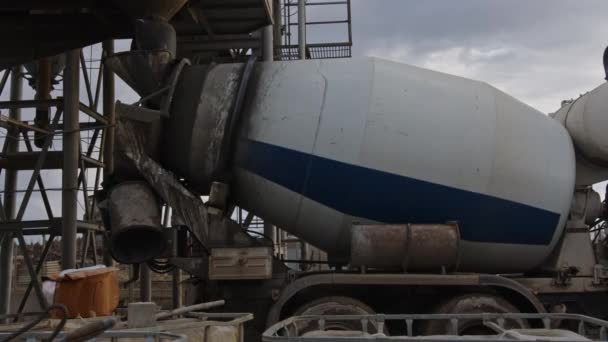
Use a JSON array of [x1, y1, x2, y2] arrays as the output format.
[[231, 57, 575, 272]]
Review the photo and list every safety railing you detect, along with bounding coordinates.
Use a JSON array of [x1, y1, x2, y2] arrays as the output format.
[[263, 313, 608, 342]]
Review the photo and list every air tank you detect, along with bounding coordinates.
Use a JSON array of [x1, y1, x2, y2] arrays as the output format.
[[552, 83, 608, 186], [165, 57, 576, 273]]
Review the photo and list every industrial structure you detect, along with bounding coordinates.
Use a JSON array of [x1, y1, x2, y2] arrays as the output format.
[[3, 1, 608, 342], [0, 0, 353, 339]]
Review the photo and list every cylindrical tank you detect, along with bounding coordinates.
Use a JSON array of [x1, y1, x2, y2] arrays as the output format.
[[163, 57, 575, 273], [552, 83, 608, 186], [230, 58, 575, 272]]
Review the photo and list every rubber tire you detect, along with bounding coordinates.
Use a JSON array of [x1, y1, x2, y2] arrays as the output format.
[[292, 296, 383, 335], [422, 293, 528, 335]]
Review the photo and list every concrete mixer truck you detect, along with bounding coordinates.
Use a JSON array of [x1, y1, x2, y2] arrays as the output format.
[[97, 19, 608, 340]]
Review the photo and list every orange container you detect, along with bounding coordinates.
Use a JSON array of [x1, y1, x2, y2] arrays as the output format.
[[50, 267, 119, 318]]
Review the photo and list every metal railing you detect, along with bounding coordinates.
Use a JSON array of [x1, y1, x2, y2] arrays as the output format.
[[280, 0, 352, 60], [0, 329, 186, 342], [1, 311, 253, 342], [263, 313, 608, 342]]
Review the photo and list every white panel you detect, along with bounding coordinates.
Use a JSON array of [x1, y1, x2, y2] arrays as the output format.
[[311, 59, 374, 164], [490, 90, 575, 212], [233, 169, 302, 231], [241, 60, 326, 154], [361, 58, 495, 194]]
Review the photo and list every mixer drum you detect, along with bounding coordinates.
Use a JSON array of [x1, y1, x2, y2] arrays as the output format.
[[230, 58, 575, 272], [163, 57, 575, 273]]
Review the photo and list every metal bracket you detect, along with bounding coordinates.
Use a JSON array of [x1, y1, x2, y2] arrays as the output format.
[[553, 266, 579, 286]]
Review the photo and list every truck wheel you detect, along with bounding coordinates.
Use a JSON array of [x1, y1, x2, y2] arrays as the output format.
[[292, 296, 383, 335], [422, 293, 528, 335]]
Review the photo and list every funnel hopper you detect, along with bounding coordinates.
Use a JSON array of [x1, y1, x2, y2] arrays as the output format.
[[104, 50, 173, 98]]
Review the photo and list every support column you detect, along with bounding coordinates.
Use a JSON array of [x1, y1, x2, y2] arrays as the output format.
[[263, 222, 274, 240], [298, 0, 306, 60], [273, 0, 282, 45], [166, 207, 182, 309], [0, 66, 22, 319], [172, 230, 182, 309], [262, 25, 274, 62], [102, 40, 116, 267], [140, 263, 152, 302], [34, 57, 51, 148], [62, 49, 80, 270]]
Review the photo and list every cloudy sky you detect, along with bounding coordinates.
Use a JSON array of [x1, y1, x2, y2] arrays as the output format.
[[3, 1, 608, 223], [342, 0, 608, 114]]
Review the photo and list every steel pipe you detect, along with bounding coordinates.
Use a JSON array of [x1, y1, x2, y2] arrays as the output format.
[[0, 66, 22, 321], [156, 300, 225, 320], [62, 49, 80, 270], [140, 263, 152, 302], [273, 0, 282, 47], [350, 223, 460, 271], [102, 40, 116, 267], [262, 25, 274, 62], [298, 0, 306, 60]]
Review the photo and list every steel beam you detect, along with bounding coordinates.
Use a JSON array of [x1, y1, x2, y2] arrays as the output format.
[[298, 0, 306, 60], [102, 40, 115, 178], [79, 103, 108, 125], [0, 151, 103, 170], [0, 70, 10, 96], [61, 49, 80, 270], [15, 234, 55, 316], [102, 39, 115, 267], [0, 66, 21, 321], [0, 219, 102, 233], [0, 99, 62, 110]]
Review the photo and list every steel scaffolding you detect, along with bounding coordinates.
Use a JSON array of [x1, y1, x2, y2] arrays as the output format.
[[0, 42, 115, 316]]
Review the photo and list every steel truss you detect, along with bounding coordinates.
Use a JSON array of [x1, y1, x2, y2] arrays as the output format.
[[0, 42, 115, 318]]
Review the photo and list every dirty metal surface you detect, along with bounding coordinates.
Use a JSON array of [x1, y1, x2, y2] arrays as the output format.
[[404, 223, 460, 271], [350, 225, 408, 270], [350, 223, 460, 271], [107, 181, 165, 264], [0, 0, 272, 69], [161, 62, 243, 194], [104, 50, 174, 98], [114, 117, 210, 249]]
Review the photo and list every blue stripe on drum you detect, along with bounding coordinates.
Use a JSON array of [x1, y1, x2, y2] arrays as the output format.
[[235, 139, 560, 245]]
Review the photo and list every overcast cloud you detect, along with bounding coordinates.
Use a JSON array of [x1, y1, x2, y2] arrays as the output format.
[[341, 0, 608, 195], [343, 0, 608, 113]]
